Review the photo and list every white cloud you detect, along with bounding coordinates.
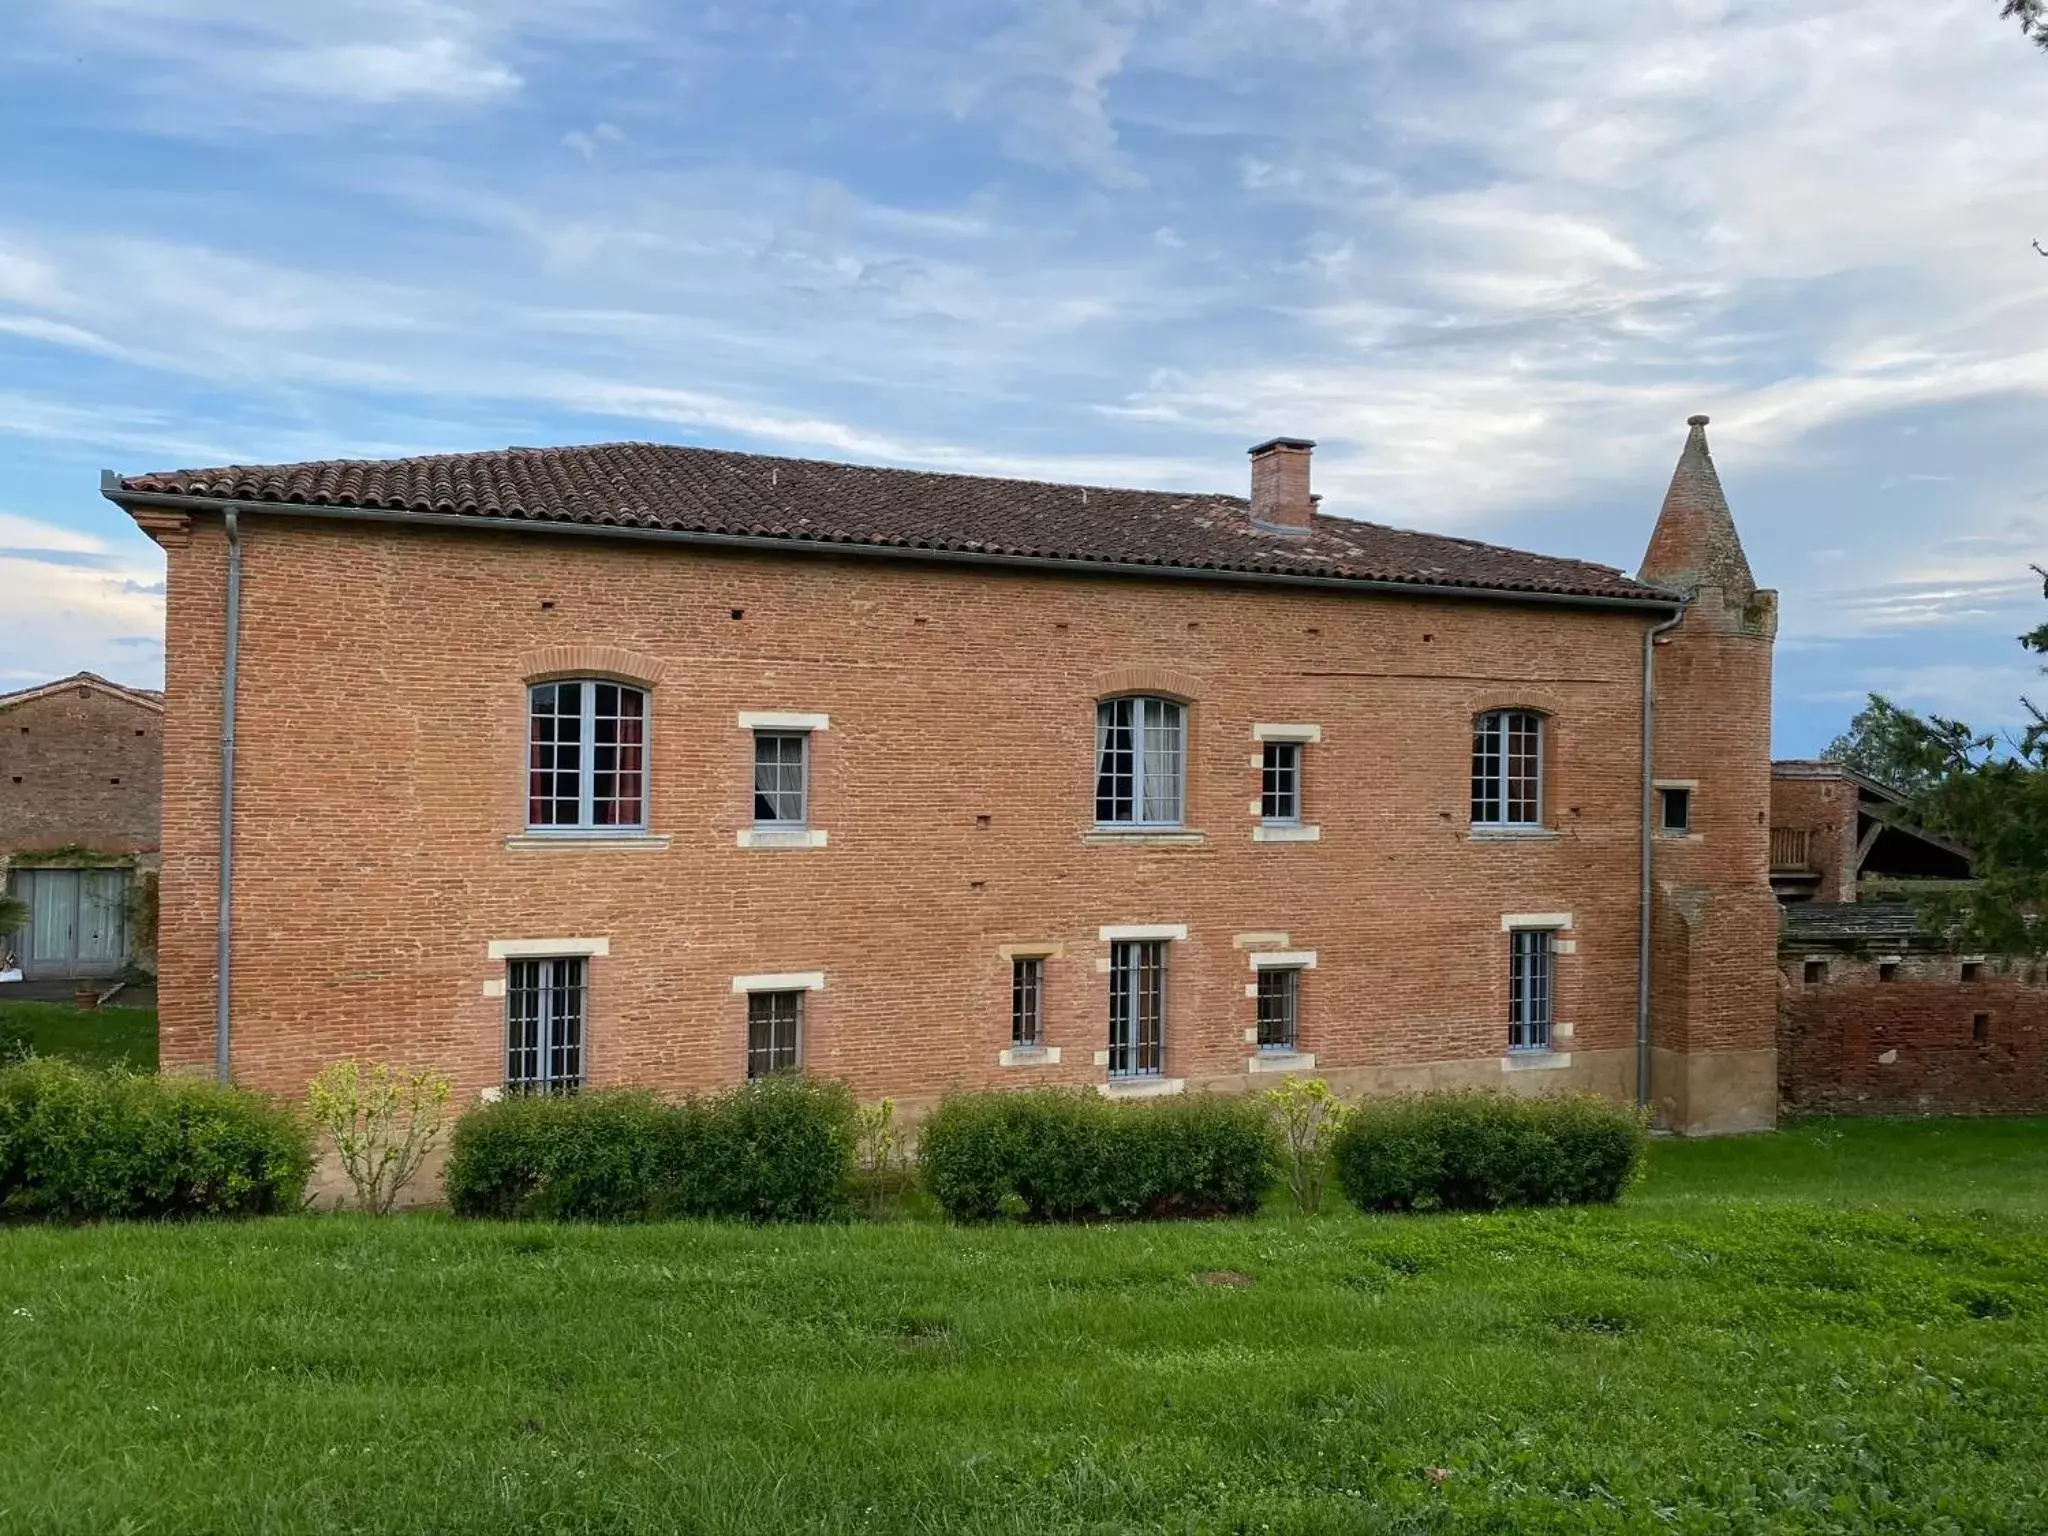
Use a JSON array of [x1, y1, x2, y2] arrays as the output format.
[[0, 514, 165, 692]]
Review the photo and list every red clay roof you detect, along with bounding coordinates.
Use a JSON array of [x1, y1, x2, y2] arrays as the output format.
[[119, 441, 1674, 605]]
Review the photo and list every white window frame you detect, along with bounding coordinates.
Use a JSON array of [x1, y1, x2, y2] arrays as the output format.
[[1095, 695, 1187, 828], [504, 954, 588, 1094], [1107, 938, 1167, 1077], [1260, 739, 1302, 825], [526, 680, 649, 833], [752, 730, 812, 827], [1472, 709, 1544, 829]]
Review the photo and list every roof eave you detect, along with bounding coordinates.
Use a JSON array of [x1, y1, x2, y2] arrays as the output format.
[[103, 485, 1686, 616]]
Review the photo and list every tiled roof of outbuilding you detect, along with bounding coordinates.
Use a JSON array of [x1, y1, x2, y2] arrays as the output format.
[[117, 441, 1675, 606]]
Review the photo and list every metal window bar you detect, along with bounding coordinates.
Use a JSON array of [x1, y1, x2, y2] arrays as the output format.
[[1107, 939, 1165, 1077], [1011, 957, 1044, 1046], [1256, 966, 1298, 1050], [747, 990, 804, 1077], [1260, 741, 1300, 822], [505, 956, 587, 1093], [1472, 709, 1542, 827], [1508, 929, 1553, 1052], [753, 731, 809, 825], [528, 681, 646, 830], [1096, 696, 1184, 825]]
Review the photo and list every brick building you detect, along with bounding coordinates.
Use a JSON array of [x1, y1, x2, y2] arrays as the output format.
[[1768, 759, 1971, 904], [1780, 904, 2047, 1116], [0, 672, 163, 979], [108, 417, 1779, 1133]]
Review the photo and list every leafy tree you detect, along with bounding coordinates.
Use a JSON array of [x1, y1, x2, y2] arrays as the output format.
[[1823, 694, 1979, 796], [1840, 566, 2048, 953], [2004, 0, 2048, 49]]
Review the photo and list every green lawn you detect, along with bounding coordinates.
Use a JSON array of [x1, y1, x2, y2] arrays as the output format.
[[2, 1120, 2046, 1534], [0, 999, 157, 1072]]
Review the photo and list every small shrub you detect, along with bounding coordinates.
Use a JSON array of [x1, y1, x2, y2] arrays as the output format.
[[1264, 1076, 1349, 1214], [918, 1089, 1279, 1223], [1331, 1090, 1647, 1214], [307, 1060, 453, 1214], [0, 1059, 312, 1221], [853, 1097, 907, 1213], [443, 1077, 855, 1223]]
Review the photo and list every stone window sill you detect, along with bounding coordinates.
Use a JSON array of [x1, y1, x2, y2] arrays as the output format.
[[1097, 1076, 1186, 1100], [1247, 1050, 1317, 1074], [1252, 823, 1321, 844], [504, 833, 671, 852], [737, 827, 830, 849], [1082, 828, 1205, 847], [1467, 826, 1562, 844], [1501, 1050, 1573, 1072], [999, 1045, 1062, 1068]]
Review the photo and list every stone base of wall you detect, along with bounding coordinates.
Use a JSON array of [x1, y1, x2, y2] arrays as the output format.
[[1651, 1046, 1778, 1136]]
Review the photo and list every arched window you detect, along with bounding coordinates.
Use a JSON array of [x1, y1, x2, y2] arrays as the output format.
[[1471, 709, 1543, 828], [528, 680, 647, 830], [1095, 695, 1185, 826]]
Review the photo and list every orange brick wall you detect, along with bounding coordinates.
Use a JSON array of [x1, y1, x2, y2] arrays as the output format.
[[0, 685, 162, 856], [148, 512, 1773, 1122], [1769, 775, 1857, 902]]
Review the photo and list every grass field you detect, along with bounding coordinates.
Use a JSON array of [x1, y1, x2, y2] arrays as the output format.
[[2, 1119, 2045, 1533], [0, 999, 157, 1072]]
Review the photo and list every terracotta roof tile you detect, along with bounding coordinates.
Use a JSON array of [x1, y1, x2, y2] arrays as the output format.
[[120, 441, 1675, 605]]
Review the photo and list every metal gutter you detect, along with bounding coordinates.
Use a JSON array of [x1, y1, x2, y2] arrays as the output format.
[[1636, 606, 1687, 1112], [216, 505, 241, 1084], [102, 487, 1687, 618]]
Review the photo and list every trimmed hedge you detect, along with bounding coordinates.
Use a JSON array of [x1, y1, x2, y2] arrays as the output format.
[[443, 1075, 856, 1222], [918, 1088, 1280, 1222], [1331, 1090, 1647, 1213], [0, 1059, 312, 1221]]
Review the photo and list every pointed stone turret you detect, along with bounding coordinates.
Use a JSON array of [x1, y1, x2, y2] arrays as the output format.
[[1638, 415, 1754, 597]]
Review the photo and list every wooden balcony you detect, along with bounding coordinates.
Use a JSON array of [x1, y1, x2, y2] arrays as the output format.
[[1769, 827, 1811, 872]]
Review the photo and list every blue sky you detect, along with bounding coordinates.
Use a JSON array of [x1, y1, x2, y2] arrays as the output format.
[[2, 0, 2045, 754]]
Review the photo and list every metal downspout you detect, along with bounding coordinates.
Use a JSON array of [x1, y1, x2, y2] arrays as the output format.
[[216, 507, 241, 1084], [1637, 607, 1686, 1110]]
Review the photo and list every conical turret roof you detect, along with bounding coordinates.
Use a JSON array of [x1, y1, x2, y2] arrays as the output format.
[[1638, 415, 1754, 596]]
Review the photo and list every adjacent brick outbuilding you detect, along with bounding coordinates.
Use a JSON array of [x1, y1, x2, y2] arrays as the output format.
[[0, 672, 163, 978], [109, 420, 1780, 1133]]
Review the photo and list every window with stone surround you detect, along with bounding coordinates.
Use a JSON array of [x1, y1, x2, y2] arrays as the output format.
[[1108, 939, 1167, 1076], [1011, 956, 1045, 1047], [1508, 927, 1554, 1052], [1096, 696, 1185, 826], [1256, 965, 1300, 1051], [1472, 709, 1544, 828], [747, 990, 803, 1078], [506, 956, 586, 1094], [527, 680, 646, 831]]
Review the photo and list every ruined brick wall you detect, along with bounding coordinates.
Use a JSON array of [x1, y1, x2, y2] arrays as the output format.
[[143, 512, 1774, 1129], [0, 684, 162, 857], [1780, 952, 2048, 1115]]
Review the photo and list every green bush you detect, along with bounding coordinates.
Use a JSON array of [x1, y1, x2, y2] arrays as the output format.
[[443, 1076, 856, 1223], [918, 1088, 1279, 1222], [1331, 1090, 1647, 1213], [0, 1059, 312, 1221]]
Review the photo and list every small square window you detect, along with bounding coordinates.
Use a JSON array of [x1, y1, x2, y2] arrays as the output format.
[[1659, 786, 1691, 835], [1803, 960, 1827, 985], [1961, 962, 1984, 983], [1972, 1012, 1991, 1044], [753, 731, 810, 825], [1878, 963, 1898, 983], [1260, 741, 1301, 824], [1011, 957, 1045, 1047], [1256, 966, 1299, 1051], [747, 990, 803, 1078]]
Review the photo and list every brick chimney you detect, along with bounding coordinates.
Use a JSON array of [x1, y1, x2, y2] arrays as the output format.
[[1248, 437, 1316, 532]]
